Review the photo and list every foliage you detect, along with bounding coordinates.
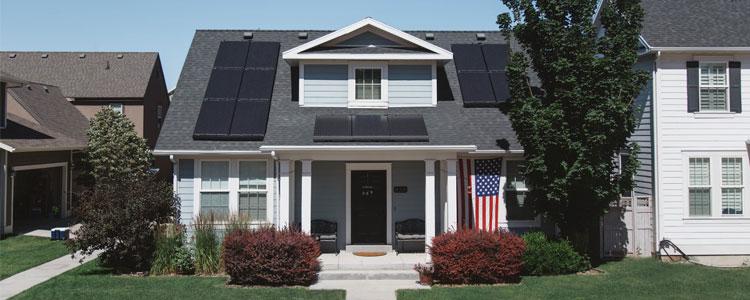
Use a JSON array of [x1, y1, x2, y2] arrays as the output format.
[[0, 236, 69, 280], [222, 227, 321, 286], [193, 213, 222, 274], [150, 224, 188, 275], [414, 263, 434, 276], [430, 229, 526, 284], [497, 0, 648, 251], [174, 246, 196, 275], [83, 107, 152, 185], [67, 176, 179, 273], [522, 232, 590, 275]]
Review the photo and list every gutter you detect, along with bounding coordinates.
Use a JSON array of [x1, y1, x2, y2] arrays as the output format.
[[258, 145, 478, 152], [0, 143, 85, 153], [152, 149, 265, 156]]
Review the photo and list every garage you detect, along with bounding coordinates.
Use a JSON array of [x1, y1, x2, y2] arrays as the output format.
[[11, 164, 67, 232]]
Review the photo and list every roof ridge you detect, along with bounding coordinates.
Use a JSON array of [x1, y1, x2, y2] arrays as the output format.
[[0, 51, 158, 54]]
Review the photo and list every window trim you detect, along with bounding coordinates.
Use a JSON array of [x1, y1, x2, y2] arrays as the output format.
[[683, 152, 749, 220], [194, 159, 273, 224], [348, 62, 389, 108], [197, 160, 231, 216], [238, 160, 270, 222], [687, 157, 712, 217], [720, 157, 744, 216], [502, 158, 541, 227], [697, 61, 730, 112]]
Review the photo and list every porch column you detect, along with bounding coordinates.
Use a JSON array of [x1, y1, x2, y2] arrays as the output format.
[[301, 160, 312, 233], [446, 159, 458, 232], [425, 160, 436, 250], [278, 160, 291, 228]]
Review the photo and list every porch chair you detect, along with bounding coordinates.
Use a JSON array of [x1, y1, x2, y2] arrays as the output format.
[[395, 218, 425, 253], [311, 219, 339, 254]]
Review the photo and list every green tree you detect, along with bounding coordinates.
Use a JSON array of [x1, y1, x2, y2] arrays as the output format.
[[497, 0, 647, 254], [84, 107, 152, 184]]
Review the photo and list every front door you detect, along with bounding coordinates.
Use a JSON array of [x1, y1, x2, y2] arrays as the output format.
[[351, 170, 387, 244]]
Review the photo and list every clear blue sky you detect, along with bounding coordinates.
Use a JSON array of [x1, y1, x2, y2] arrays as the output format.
[[1, 0, 508, 89]]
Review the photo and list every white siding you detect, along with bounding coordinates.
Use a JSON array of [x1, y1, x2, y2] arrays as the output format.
[[655, 53, 750, 255], [303, 64, 348, 106]]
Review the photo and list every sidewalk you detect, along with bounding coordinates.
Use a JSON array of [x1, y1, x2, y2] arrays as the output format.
[[311, 279, 428, 300], [0, 251, 98, 300]]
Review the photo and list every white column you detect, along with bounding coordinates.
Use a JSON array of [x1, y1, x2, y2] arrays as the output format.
[[446, 159, 458, 232], [278, 160, 291, 228], [301, 160, 312, 233], [425, 160, 436, 251]]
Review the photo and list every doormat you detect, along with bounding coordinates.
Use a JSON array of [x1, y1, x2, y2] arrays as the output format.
[[353, 251, 387, 257]]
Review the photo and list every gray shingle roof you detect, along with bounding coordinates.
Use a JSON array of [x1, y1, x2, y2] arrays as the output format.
[[0, 52, 158, 98], [640, 0, 750, 48], [156, 30, 521, 152]]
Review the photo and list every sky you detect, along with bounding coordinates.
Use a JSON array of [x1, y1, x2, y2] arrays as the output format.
[[0, 0, 508, 89]]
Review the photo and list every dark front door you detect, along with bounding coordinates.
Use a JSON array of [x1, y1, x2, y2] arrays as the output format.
[[351, 170, 387, 244]]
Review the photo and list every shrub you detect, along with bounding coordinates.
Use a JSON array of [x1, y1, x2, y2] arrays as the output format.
[[522, 232, 590, 275], [150, 224, 185, 275], [193, 213, 222, 274], [174, 246, 195, 275], [430, 229, 525, 284], [223, 227, 320, 286], [68, 176, 179, 273]]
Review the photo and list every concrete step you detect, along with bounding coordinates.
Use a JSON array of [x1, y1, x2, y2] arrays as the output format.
[[319, 269, 419, 281]]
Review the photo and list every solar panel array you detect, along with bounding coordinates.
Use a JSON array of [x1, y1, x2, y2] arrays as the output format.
[[451, 44, 509, 107], [314, 115, 428, 142], [193, 41, 280, 140]]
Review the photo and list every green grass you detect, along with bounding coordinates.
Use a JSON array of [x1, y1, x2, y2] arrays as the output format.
[[0, 235, 70, 280], [399, 259, 750, 300], [12, 260, 345, 300]]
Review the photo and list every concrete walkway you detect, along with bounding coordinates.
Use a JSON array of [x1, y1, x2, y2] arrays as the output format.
[[311, 279, 428, 300], [0, 251, 98, 300]]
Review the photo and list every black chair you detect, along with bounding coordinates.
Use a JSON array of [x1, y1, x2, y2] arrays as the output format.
[[395, 219, 425, 253], [311, 219, 338, 254]]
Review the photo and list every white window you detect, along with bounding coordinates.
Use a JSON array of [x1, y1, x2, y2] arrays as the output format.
[[698, 63, 728, 111], [688, 158, 711, 216], [200, 161, 229, 216], [109, 103, 124, 114], [355, 68, 382, 100], [721, 158, 743, 215], [238, 161, 268, 222], [504, 160, 535, 221]]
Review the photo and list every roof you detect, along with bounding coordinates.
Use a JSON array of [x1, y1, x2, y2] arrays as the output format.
[[1, 81, 89, 152], [0, 52, 159, 98], [156, 29, 522, 152], [640, 0, 750, 48]]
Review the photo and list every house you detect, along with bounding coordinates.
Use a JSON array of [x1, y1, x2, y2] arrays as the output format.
[[631, 0, 750, 265], [0, 52, 171, 176], [155, 18, 546, 252], [0, 72, 90, 236]]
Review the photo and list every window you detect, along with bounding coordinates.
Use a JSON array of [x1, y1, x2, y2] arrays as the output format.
[[698, 63, 728, 111], [109, 103, 124, 114], [688, 158, 711, 216], [721, 158, 743, 215], [355, 68, 382, 100], [505, 160, 535, 221], [238, 161, 268, 221], [200, 161, 229, 216]]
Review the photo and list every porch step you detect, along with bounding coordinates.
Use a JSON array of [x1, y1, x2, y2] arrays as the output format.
[[319, 270, 419, 281], [345, 245, 393, 253]]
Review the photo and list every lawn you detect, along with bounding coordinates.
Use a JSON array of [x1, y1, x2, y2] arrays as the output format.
[[0, 235, 70, 280], [398, 258, 750, 300], [12, 260, 345, 300]]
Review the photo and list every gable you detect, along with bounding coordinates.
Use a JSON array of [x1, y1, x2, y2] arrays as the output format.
[[330, 31, 404, 48]]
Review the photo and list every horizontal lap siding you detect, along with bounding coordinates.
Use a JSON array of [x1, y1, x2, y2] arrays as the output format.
[[303, 65, 348, 106], [656, 53, 750, 255], [388, 65, 432, 106], [632, 59, 655, 197], [178, 159, 195, 227], [310, 162, 347, 249]]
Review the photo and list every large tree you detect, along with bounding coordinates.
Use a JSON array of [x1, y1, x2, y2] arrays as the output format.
[[497, 0, 647, 252]]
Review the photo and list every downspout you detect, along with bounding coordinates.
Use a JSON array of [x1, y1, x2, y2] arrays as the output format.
[[652, 51, 662, 257]]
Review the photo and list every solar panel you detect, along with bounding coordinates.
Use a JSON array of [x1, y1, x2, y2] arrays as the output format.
[[228, 100, 271, 140], [481, 44, 509, 71], [388, 115, 428, 141], [451, 44, 486, 72], [193, 99, 236, 139], [313, 115, 351, 141], [457, 72, 496, 106], [213, 41, 250, 68], [204, 69, 243, 99], [313, 115, 429, 142], [245, 42, 280, 69], [237, 69, 276, 100], [489, 72, 510, 102], [353, 115, 388, 137]]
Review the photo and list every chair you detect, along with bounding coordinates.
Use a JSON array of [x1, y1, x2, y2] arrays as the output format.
[[395, 219, 425, 253], [311, 219, 338, 253]]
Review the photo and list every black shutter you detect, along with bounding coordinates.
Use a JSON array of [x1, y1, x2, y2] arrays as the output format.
[[729, 61, 742, 113], [686, 61, 699, 112]]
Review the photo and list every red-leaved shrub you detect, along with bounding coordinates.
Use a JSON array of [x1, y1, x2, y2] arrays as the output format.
[[222, 227, 321, 286], [430, 229, 526, 284]]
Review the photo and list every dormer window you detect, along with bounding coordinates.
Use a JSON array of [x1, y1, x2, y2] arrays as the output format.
[[355, 68, 382, 100]]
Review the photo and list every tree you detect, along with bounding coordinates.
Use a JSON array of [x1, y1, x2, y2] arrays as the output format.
[[84, 107, 152, 185], [497, 0, 647, 254]]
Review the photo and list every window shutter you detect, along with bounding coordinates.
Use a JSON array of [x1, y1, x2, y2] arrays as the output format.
[[729, 61, 742, 113], [686, 61, 699, 112]]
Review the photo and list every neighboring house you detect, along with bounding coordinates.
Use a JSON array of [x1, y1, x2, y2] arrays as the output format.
[[0, 72, 90, 236], [0, 52, 171, 176], [630, 0, 750, 265], [156, 18, 546, 252]]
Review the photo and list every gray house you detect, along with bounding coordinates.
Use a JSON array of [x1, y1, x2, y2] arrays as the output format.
[[156, 18, 541, 252]]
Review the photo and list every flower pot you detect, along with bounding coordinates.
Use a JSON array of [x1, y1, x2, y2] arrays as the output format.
[[418, 273, 433, 285]]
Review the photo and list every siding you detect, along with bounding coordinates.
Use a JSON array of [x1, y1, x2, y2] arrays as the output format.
[[0, 150, 5, 235], [632, 58, 655, 197], [388, 65, 433, 106], [655, 53, 750, 255], [178, 159, 195, 226], [303, 65, 348, 106]]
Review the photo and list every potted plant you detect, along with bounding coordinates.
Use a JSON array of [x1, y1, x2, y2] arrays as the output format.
[[414, 263, 433, 285]]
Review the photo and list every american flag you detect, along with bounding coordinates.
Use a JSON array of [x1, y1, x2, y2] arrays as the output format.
[[458, 158, 503, 231]]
